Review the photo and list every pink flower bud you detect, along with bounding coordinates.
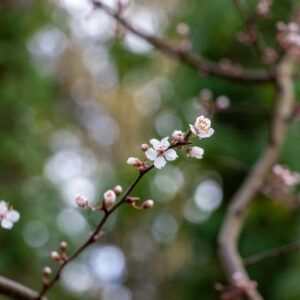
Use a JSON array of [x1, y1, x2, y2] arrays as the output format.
[[141, 200, 154, 209], [187, 146, 204, 159], [60, 241, 68, 252], [172, 130, 184, 141], [177, 23, 190, 36], [114, 185, 123, 196], [140, 144, 149, 151], [43, 266, 52, 276], [127, 157, 141, 166], [51, 251, 60, 262], [75, 194, 88, 208], [103, 190, 117, 207]]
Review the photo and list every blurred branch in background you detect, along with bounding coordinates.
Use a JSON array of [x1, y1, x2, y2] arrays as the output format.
[[244, 241, 300, 266], [218, 55, 294, 300], [233, 0, 268, 64], [0, 276, 47, 300], [92, 0, 273, 83]]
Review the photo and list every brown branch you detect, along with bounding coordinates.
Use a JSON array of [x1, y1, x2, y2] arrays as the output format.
[[218, 54, 294, 300], [37, 136, 192, 299], [0, 276, 47, 300], [93, 1, 273, 84], [244, 241, 300, 266], [37, 165, 153, 299]]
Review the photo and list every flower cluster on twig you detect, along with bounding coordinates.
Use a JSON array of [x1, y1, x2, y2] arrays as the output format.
[[0, 201, 20, 230], [261, 164, 300, 209], [36, 116, 214, 299], [277, 22, 300, 60]]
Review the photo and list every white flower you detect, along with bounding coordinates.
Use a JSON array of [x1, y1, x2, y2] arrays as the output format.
[[127, 157, 141, 166], [75, 194, 88, 207], [188, 146, 204, 159], [172, 130, 184, 141], [103, 190, 117, 206], [142, 199, 154, 209], [0, 201, 20, 230], [189, 115, 214, 139], [145, 137, 178, 169]]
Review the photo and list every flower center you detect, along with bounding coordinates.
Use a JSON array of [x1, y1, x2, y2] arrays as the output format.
[[198, 120, 210, 132], [158, 150, 165, 156]]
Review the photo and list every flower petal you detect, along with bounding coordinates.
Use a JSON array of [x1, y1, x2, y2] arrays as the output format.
[[154, 156, 166, 169], [189, 124, 196, 135], [7, 210, 20, 223], [1, 219, 13, 229], [150, 139, 160, 150], [145, 148, 158, 161], [199, 128, 214, 138], [0, 201, 7, 210], [164, 149, 178, 161], [159, 137, 170, 150], [195, 115, 205, 125]]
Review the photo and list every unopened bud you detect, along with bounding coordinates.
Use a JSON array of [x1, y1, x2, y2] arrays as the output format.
[[114, 185, 123, 196], [172, 130, 184, 141], [51, 251, 60, 262], [43, 266, 52, 276], [60, 241, 68, 252], [141, 200, 154, 209], [177, 23, 190, 36], [103, 190, 117, 207], [140, 144, 149, 151], [127, 157, 141, 166], [199, 89, 213, 102], [75, 194, 88, 208]]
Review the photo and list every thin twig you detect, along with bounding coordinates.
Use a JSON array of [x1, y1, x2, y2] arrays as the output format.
[[37, 136, 191, 299], [218, 54, 294, 300], [37, 165, 153, 299], [93, 1, 273, 84], [233, 0, 267, 63], [244, 241, 300, 266]]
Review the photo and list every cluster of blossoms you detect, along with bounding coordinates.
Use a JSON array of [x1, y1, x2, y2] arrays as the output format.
[[277, 22, 300, 60], [255, 0, 272, 19], [273, 164, 300, 186], [196, 89, 230, 116], [261, 164, 300, 210], [0, 201, 20, 230], [127, 115, 214, 169]]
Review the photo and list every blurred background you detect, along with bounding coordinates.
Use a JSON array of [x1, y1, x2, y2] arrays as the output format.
[[1, 0, 300, 299]]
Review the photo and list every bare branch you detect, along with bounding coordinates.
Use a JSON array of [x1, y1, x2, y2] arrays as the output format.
[[218, 54, 294, 300], [244, 241, 300, 266], [0, 276, 47, 300], [93, 1, 273, 83], [233, 0, 267, 62]]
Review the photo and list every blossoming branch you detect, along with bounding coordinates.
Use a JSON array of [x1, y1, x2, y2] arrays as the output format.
[[36, 115, 214, 299]]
